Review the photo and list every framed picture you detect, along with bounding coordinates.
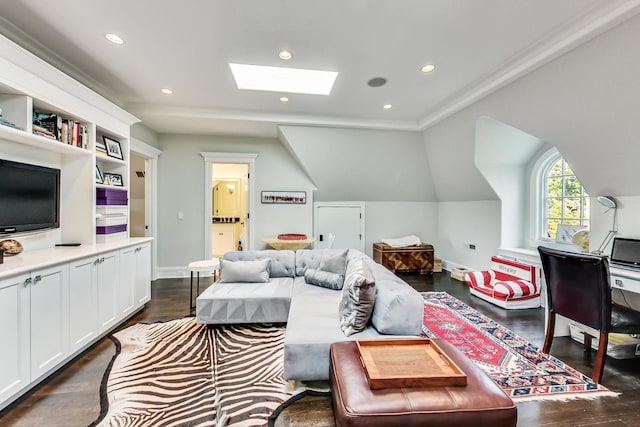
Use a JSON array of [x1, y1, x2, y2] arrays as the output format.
[[261, 191, 306, 204], [103, 172, 123, 187], [103, 135, 124, 160], [95, 164, 104, 184]]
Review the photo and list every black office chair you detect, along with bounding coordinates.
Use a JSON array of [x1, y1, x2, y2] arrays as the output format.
[[538, 245, 640, 383]]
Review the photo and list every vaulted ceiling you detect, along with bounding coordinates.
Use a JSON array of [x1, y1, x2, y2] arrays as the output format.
[[1, 0, 637, 137]]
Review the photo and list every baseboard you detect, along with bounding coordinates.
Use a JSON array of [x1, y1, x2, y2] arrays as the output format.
[[439, 258, 472, 273], [156, 266, 189, 279]]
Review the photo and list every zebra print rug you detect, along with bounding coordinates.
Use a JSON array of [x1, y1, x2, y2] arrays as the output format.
[[92, 318, 290, 427]]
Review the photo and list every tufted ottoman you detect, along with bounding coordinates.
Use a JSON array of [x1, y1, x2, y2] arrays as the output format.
[[329, 340, 517, 427]]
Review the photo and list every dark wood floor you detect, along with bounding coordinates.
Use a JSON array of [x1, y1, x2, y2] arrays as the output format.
[[2, 272, 640, 426]]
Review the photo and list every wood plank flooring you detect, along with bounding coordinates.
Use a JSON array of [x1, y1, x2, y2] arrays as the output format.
[[2, 272, 640, 426]]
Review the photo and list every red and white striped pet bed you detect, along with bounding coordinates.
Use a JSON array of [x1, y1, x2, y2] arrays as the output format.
[[465, 256, 541, 309]]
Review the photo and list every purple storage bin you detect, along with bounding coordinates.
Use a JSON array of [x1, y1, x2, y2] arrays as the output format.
[[96, 224, 127, 234], [96, 188, 128, 199], [97, 198, 128, 205]]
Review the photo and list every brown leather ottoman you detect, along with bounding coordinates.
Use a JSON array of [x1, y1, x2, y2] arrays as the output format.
[[329, 340, 517, 427]]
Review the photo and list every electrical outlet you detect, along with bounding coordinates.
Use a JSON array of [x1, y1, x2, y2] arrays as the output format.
[[469, 243, 476, 250], [463, 242, 477, 251]]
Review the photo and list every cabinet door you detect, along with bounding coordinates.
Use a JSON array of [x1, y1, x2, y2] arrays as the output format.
[[69, 257, 99, 351], [0, 274, 30, 404], [97, 251, 119, 333], [134, 243, 151, 306], [30, 264, 69, 381], [118, 246, 136, 316]]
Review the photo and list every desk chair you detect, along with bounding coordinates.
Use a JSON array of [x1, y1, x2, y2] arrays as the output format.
[[538, 246, 640, 383]]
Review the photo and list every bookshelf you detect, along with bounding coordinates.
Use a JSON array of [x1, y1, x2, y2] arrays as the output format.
[[0, 38, 137, 249]]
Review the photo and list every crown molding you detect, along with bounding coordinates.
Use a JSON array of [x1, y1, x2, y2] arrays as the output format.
[[0, 16, 125, 108], [418, 0, 640, 131], [127, 104, 421, 133]]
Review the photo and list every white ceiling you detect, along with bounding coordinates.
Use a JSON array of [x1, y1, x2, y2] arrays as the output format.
[[1, 0, 638, 138]]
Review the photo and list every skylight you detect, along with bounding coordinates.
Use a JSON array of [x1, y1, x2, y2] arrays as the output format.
[[229, 63, 338, 96]]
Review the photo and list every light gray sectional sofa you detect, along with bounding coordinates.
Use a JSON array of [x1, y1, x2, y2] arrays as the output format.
[[196, 248, 424, 381]]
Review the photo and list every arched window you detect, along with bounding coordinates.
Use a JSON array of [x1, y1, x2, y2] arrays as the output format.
[[540, 154, 590, 239]]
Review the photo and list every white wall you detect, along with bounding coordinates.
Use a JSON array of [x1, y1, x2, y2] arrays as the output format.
[[156, 134, 315, 274], [364, 202, 438, 257], [424, 13, 640, 262], [437, 201, 501, 270], [280, 126, 437, 202]]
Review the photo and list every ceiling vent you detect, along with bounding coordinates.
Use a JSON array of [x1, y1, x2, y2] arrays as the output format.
[[367, 77, 387, 87]]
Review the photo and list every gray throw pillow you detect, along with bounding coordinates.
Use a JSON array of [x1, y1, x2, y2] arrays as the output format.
[[338, 258, 376, 336], [304, 268, 345, 290], [219, 258, 270, 283], [319, 249, 348, 276]]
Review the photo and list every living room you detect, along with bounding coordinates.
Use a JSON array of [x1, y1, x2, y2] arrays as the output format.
[[2, 1, 640, 426]]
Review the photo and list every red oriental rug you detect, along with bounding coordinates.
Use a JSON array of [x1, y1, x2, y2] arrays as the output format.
[[421, 291, 618, 401]]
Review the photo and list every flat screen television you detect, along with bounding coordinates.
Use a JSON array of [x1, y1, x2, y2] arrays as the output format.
[[0, 159, 60, 234]]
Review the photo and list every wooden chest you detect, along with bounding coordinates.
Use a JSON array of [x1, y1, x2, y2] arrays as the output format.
[[373, 243, 434, 274]]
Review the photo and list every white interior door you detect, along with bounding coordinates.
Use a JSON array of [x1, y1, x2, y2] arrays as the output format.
[[314, 203, 365, 251]]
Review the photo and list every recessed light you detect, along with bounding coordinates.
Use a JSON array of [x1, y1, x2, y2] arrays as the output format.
[[279, 96, 289, 102], [279, 50, 293, 60], [161, 88, 173, 95], [421, 64, 436, 73], [105, 33, 124, 45], [383, 104, 393, 109], [229, 63, 338, 95]]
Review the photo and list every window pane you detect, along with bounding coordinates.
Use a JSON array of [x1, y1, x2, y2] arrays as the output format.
[[564, 162, 574, 176], [564, 176, 581, 197], [582, 198, 590, 219], [564, 198, 582, 218], [547, 218, 561, 238], [547, 198, 562, 219], [547, 177, 563, 197], [548, 160, 562, 177]]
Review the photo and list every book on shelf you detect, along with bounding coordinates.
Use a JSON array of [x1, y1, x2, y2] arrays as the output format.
[[33, 110, 62, 140], [32, 110, 86, 148], [0, 116, 23, 131]]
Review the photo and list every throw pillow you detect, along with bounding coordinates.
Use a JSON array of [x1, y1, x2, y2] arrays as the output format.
[[319, 249, 348, 276], [338, 258, 376, 336], [219, 258, 270, 283], [304, 268, 345, 290]]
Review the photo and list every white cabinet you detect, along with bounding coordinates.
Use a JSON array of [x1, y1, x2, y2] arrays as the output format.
[[0, 273, 30, 404], [212, 223, 236, 257], [69, 257, 99, 351], [134, 243, 151, 306], [119, 242, 151, 311], [29, 264, 69, 380], [97, 252, 119, 332]]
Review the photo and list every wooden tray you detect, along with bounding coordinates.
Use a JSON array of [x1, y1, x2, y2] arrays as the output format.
[[356, 338, 467, 389]]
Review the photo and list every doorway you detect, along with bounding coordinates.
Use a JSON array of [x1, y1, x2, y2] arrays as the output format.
[[201, 152, 257, 260], [314, 202, 365, 251], [129, 153, 148, 237], [211, 163, 248, 257]]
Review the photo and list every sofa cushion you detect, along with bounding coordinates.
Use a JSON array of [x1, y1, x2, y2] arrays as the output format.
[[339, 258, 376, 336], [283, 278, 382, 381], [223, 250, 295, 278], [220, 258, 270, 283], [304, 268, 345, 290], [196, 277, 293, 324], [319, 248, 348, 276], [366, 259, 424, 335]]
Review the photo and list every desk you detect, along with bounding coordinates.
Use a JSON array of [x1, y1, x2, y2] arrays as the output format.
[[261, 237, 316, 250]]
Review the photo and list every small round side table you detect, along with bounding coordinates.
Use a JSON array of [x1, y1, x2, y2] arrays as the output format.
[[188, 258, 220, 311]]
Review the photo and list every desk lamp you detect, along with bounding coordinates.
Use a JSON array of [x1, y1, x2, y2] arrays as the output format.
[[595, 195, 617, 254]]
